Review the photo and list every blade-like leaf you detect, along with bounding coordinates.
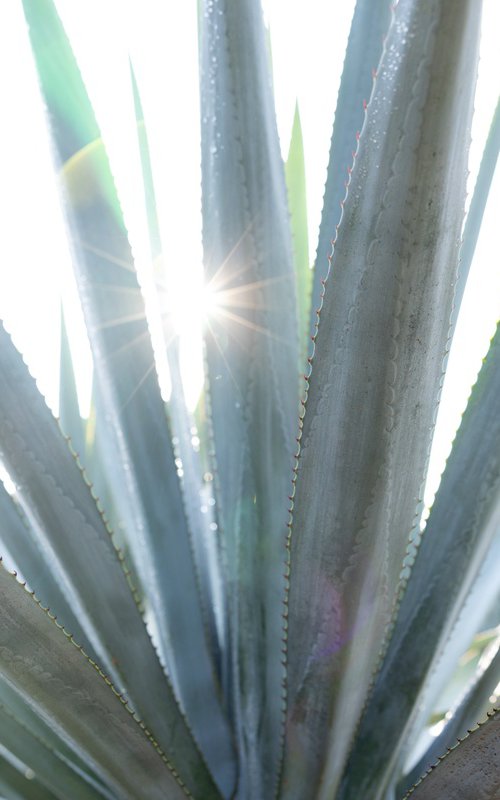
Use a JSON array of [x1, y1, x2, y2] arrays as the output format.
[[0, 323, 221, 800], [280, 2, 482, 797], [58, 307, 84, 458], [130, 64, 224, 669], [285, 102, 311, 368], [0, 753, 58, 800], [0, 702, 110, 800], [84, 375, 134, 560], [0, 481, 91, 655], [22, 2, 235, 791], [403, 709, 500, 799], [310, 0, 391, 334], [453, 97, 500, 324], [0, 563, 197, 800], [200, 0, 299, 794], [339, 323, 500, 799], [401, 639, 500, 795], [0, 678, 116, 800], [398, 528, 500, 777]]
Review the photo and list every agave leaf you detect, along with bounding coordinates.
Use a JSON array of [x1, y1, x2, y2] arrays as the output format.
[[309, 0, 392, 334], [0, 481, 91, 654], [280, 2, 482, 797], [200, 0, 298, 794], [0, 324, 222, 800], [453, 97, 500, 324], [58, 307, 84, 459], [401, 639, 500, 795], [0, 702, 110, 800], [285, 103, 312, 368], [0, 754, 58, 800], [82, 381, 119, 545], [130, 64, 224, 668], [403, 709, 500, 799], [398, 528, 500, 776], [22, 2, 235, 791], [0, 679, 116, 800], [0, 563, 209, 800], [339, 322, 500, 799]]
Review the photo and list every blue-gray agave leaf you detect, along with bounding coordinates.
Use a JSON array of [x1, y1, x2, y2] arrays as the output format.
[[310, 0, 392, 334], [200, 0, 299, 795], [22, 2, 235, 791], [280, 1, 482, 797]]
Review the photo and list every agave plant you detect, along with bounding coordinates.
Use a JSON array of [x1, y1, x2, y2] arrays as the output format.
[[0, 0, 499, 798]]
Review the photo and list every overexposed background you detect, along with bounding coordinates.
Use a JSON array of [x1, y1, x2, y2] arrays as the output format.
[[0, 0, 498, 513]]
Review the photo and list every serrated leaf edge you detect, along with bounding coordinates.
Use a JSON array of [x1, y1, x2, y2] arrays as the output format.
[[0, 559, 194, 799], [0, 321, 212, 788], [400, 707, 500, 798]]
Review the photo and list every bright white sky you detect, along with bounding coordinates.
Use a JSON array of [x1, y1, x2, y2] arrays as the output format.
[[0, 0, 498, 511]]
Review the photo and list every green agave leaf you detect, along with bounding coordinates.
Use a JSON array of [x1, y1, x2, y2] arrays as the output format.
[[310, 0, 392, 334], [130, 64, 224, 670], [401, 639, 500, 795], [0, 754, 58, 800], [339, 322, 500, 800], [0, 481, 91, 655], [200, 0, 299, 795], [0, 563, 198, 800], [280, 2, 482, 798], [58, 307, 85, 459], [402, 709, 500, 799], [0, 703, 110, 800], [22, 2, 235, 792], [285, 103, 312, 369], [0, 324, 221, 800]]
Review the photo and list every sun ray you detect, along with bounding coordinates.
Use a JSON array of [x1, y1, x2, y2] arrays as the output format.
[[211, 274, 293, 313], [213, 297, 282, 312], [204, 316, 243, 399], [204, 220, 255, 293], [96, 310, 147, 331], [119, 359, 157, 412], [213, 274, 292, 300], [91, 283, 147, 297], [213, 306, 291, 347], [78, 240, 136, 273], [104, 328, 152, 361]]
